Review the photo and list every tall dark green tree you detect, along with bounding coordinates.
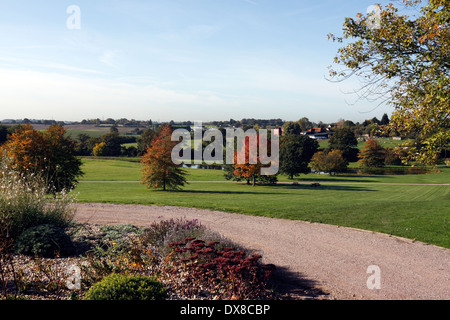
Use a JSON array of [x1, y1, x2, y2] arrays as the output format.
[[137, 128, 155, 155], [0, 125, 8, 145], [380, 113, 390, 126], [328, 127, 359, 161], [99, 132, 122, 156], [298, 117, 312, 132], [280, 134, 318, 179], [282, 121, 301, 135]]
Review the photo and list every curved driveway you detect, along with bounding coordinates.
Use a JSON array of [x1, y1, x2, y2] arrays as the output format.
[[74, 203, 450, 300]]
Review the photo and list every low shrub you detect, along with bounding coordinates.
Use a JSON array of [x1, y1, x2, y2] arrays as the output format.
[[98, 224, 141, 250], [167, 238, 276, 299], [82, 226, 160, 284], [100, 224, 141, 241], [14, 224, 76, 258], [83, 273, 167, 300], [141, 218, 203, 248], [141, 218, 244, 257]]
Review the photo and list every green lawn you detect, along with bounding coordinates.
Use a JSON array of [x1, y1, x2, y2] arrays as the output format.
[[79, 158, 450, 184], [80, 158, 142, 181], [75, 158, 449, 248], [79, 158, 226, 181], [289, 167, 450, 185], [318, 137, 411, 150]]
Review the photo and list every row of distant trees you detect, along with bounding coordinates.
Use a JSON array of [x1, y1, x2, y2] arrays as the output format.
[[2, 113, 390, 131], [24, 113, 396, 160], [280, 113, 416, 139], [140, 124, 410, 190], [279, 126, 406, 180], [75, 130, 141, 157], [0, 119, 443, 193], [79, 118, 152, 127]]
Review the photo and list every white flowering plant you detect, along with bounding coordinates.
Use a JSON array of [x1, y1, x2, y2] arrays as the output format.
[[0, 153, 77, 240]]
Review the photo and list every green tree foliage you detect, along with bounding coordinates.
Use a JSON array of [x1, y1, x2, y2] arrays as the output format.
[[297, 117, 312, 132], [74, 133, 91, 156], [328, 127, 359, 161], [282, 121, 301, 135], [43, 125, 84, 192], [99, 132, 122, 157], [137, 128, 155, 155], [380, 113, 390, 126], [328, 0, 449, 165], [280, 134, 318, 179], [0, 125, 8, 145]]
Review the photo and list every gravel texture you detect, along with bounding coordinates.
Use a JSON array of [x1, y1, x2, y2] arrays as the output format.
[[74, 203, 450, 300]]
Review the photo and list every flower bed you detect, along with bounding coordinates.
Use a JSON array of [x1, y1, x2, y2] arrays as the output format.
[[1, 220, 279, 300]]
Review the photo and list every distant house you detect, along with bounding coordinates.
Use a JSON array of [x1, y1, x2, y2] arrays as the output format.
[[310, 133, 330, 139], [303, 127, 330, 139]]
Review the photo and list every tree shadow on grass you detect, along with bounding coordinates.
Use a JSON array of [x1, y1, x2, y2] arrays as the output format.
[[296, 177, 379, 183], [294, 174, 391, 183], [270, 266, 330, 300], [172, 189, 281, 195], [263, 183, 376, 192], [171, 183, 375, 194]]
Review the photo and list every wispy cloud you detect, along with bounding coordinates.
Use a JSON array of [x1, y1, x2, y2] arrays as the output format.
[[99, 50, 119, 68]]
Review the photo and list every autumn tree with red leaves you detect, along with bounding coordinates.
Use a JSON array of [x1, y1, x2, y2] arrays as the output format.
[[232, 133, 277, 186], [141, 124, 187, 191]]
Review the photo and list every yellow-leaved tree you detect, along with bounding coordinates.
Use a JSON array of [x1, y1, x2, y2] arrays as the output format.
[[1, 124, 83, 193], [328, 0, 449, 165]]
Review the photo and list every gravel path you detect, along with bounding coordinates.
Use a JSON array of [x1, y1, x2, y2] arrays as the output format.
[[74, 203, 450, 300]]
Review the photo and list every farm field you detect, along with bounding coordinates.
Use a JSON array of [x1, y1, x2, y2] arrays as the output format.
[[75, 158, 450, 248], [317, 137, 410, 150], [29, 123, 144, 139]]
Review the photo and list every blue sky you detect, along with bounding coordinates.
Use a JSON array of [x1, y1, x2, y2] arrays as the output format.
[[0, 0, 395, 123]]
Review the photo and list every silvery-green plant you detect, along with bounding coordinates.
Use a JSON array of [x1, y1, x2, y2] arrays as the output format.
[[0, 154, 76, 239]]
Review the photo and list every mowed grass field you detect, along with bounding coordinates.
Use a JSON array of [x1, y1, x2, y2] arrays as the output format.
[[79, 158, 226, 181], [74, 158, 450, 248], [79, 157, 450, 184]]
